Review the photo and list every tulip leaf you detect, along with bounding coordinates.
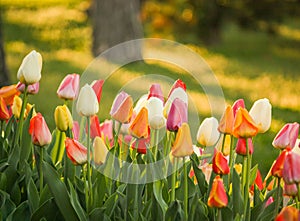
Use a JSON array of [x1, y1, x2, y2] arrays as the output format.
[[165, 200, 184, 221], [68, 180, 88, 221], [104, 192, 119, 218], [89, 208, 109, 221], [189, 193, 209, 221], [0, 190, 16, 220], [191, 156, 208, 196], [31, 197, 62, 221], [232, 169, 243, 216], [43, 161, 79, 221], [27, 178, 39, 213], [153, 180, 168, 217], [92, 170, 107, 208], [6, 200, 30, 221], [50, 130, 66, 164], [249, 164, 258, 187], [221, 207, 233, 221]]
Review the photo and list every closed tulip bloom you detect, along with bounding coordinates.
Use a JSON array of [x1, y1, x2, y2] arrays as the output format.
[[146, 97, 166, 129], [275, 206, 300, 221], [17, 50, 42, 85], [164, 87, 188, 117], [91, 79, 104, 103], [57, 74, 80, 100], [212, 149, 230, 175], [129, 107, 149, 139], [284, 183, 298, 197], [166, 98, 188, 131], [0, 85, 21, 105], [218, 105, 234, 134], [93, 136, 108, 165], [131, 136, 151, 154], [29, 113, 52, 146], [208, 175, 228, 208], [54, 105, 73, 131], [283, 151, 300, 184], [249, 98, 272, 133], [233, 108, 259, 138], [251, 169, 264, 191], [235, 138, 254, 155], [76, 84, 99, 116], [272, 123, 299, 150], [271, 148, 290, 178], [232, 99, 245, 117], [148, 83, 164, 102], [0, 97, 10, 120], [171, 123, 193, 157], [167, 79, 186, 98], [88, 115, 101, 139], [17, 81, 39, 95], [110, 91, 133, 123], [100, 120, 113, 144], [65, 137, 88, 165], [133, 94, 148, 114], [197, 117, 220, 147], [72, 121, 80, 140], [12, 95, 22, 119]]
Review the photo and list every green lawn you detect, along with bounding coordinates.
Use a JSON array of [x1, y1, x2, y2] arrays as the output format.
[[1, 0, 299, 175]]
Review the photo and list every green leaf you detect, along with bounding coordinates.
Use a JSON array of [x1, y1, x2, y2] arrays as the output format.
[[249, 164, 258, 187], [31, 197, 62, 221], [0, 190, 16, 220], [43, 161, 79, 221], [68, 180, 88, 221], [93, 170, 107, 208], [153, 180, 168, 217], [0, 172, 7, 190], [165, 200, 184, 221], [51, 130, 66, 164], [39, 184, 52, 206], [189, 194, 209, 221], [27, 178, 39, 213], [103, 192, 119, 218], [232, 169, 243, 216], [89, 208, 109, 221], [191, 156, 208, 196], [6, 201, 30, 221], [221, 207, 233, 221]]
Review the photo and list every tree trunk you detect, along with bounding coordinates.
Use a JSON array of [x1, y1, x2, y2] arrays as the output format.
[[0, 9, 10, 87], [90, 0, 143, 61]]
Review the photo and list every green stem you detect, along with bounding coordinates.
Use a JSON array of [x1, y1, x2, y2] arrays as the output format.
[[241, 156, 247, 198], [82, 165, 89, 212], [0, 120, 4, 138], [153, 129, 159, 161], [274, 177, 281, 218], [217, 208, 222, 221], [221, 134, 226, 153], [243, 139, 251, 221], [86, 116, 92, 209], [228, 135, 234, 185], [39, 146, 44, 195], [183, 157, 188, 221], [171, 158, 177, 202]]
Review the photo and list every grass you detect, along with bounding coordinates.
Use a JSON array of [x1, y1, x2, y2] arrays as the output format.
[[1, 0, 300, 175]]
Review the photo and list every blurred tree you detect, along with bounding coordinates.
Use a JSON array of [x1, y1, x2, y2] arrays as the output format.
[[0, 9, 9, 87], [89, 0, 143, 60]]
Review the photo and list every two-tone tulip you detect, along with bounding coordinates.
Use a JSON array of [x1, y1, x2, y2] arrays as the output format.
[[87, 115, 101, 139], [166, 98, 188, 131], [275, 206, 300, 221], [233, 108, 259, 138], [146, 97, 165, 129], [0, 84, 21, 105], [271, 148, 290, 178], [272, 123, 299, 150], [232, 99, 245, 117], [129, 107, 149, 139], [57, 73, 80, 100], [282, 151, 300, 184], [91, 79, 104, 103], [72, 121, 80, 140], [171, 123, 193, 157], [212, 149, 230, 175], [93, 136, 108, 165], [65, 137, 88, 165], [208, 175, 228, 208], [17, 81, 39, 95], [110, 91, 133, 123], [197, 117, 220, 147], [249, 98, 272, 133], [0, 97, 10, 120], [76, 84, 99, 116], [54, 105, 73, 131], [29, 113, 52, 146], [235, 138, 254, 155], [148, 83, 164, 102], [218, 105, 234, 134]]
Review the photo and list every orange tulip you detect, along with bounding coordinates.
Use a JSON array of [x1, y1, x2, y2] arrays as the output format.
[[276, 206, 300, 221], [129, 107, 149, 139], [110, 91, 133, 123], [212, 149, 230, 175], [233, 108, 258, 138], [171, 123, 193, 157], [0, 97, 10, 120], [218, 105, 234, 134], [208, 175, 228, 208], [0, 84, 20, 106], [65, 137, 88, 165], [29, 113, 52, 146]]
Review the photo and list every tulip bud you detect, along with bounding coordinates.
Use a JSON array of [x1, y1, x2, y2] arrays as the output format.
[[16, 81, 39, 95], [275, 206, 300, 221], [283, 151, 300, 184], [129, 107, 149, 139], [249, 98, 272, 133], [0, 97, 10, 120], [65, 137, 88, 165], [148, 83, 164, 102], [93, 136, 108, 165], [164, 87, 188, 117], [208, 175, 228, 208], [29, 113, 52, 146], [171, 123, 193, 157], [218, 105, 234, 134], [212, 149, 230, 175], [110, 91, 133, 123], [100, 120, 113, 145], [166, 98, 188, 131], [167, 79, 186, 98], [91, 79, 104, 103], [54, 105, 73, 131], [235, 138, 254, 155], [57, 74, 80, 100], [76, 84, 99, 116], [271, 148, 290, 178], [146, 97, 166, 129], [284, 183, 298, 197], [197, 117, 220, 147], [17, 50, 42, 85], [233, 108, 259, 138], [0, 84, 21, 106], [265, 197, 274, 207], [88, 115, 101, 139], [272, 123, 299, 150]]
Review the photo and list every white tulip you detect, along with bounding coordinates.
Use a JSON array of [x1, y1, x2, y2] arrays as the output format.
[[164, 87, 188, 116], [197, 117, 220, 147], [76, 84, 99, 116], [146, 97, 166, 129], [133, 94, 148, 114], [292, 139, 300, 156], [17, 50, 42, 85], [249, 98, 272, 133]]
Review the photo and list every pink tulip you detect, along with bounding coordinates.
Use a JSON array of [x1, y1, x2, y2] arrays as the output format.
[[16, 81, 39, 94], [72, 121, 80, 140], [282, 151, 300, 184], [91, 79, 104, 103], [100, 119, 113, 144], [232, 99, 245, 117], [110, 91, 133, 123], [29, 113, 52, 146], [272, 123, 299, 149], [57, 73, 80, 100], [265, 197, 274, 207], [167, 79, 186, 99], [148, 83, 164, 103], [86, 115, 101, 139], [284, 183, 298, 197], [65, 137, 88, 165], [166, 98, 188, 131], [235, 138, 254, 155]]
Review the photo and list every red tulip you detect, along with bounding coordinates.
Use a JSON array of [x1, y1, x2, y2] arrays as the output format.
[[233, 108, 258, 138], [0, 97, 10, 120], [272, 123, 299, 150], [275, 206, 300, 221], [91, 79, 104, 103], [131, 135, 151, 154], [171, 123, 193, 157], [166, 98, 188, 131], [0, 84, 21, 106], [218, 105, 234, 134], [208, 175, 228, 208], [250, 169, 264, 192], [16, 81, 39, 94], [271, 148, 291, 178], [110, 91, 133, 123], [148, 83, 164, 103], [284, 183, 298, 197], [212, 149, 230, 175], [65, 137, 88, 165], [235, 138, 254, 156], [57, 73, 80, 100], [283, 151, 300, 184], [232, 99, 245, 117], [87, 115, 101, 139], [29, 113, 52, 146]]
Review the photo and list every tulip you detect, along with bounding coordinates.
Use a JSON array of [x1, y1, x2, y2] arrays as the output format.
[[148, 83, 164, 102], [91, 79, 104, 103], [17, 50, 42, 85], [100, 120, 113, 143], [110, 91, 133, 123], [131, 135, 151, 154], [166, 98, 188, 131], [235, 138, 254, 155], [29, 113, 52, 146], [216, 134, 231, 156], [0, 97, 10, 120], [284, 183, 298, 197], [85, 115, 101, 139], [212, 149, 230, 175], [12, 95, 22, 119], [54, 105, 73, 131], [133, 94, 148, 114], [171, 123, 193, 157], [146, 97, 165, 129], [197, 117, 220, 147], [272, 123, 299, 150], [265, 197, 274, 207], [164, 87, 188, 117], [275, 206, 299, 221], [232, 99, 245, 117], [93, 136, 108, 165], [271, 148, 290, 178], [76, 84, 99, 116], [65, 137, 88, 165], [250, 169, 264, 191], [0, 84, 20, 105], [167, 79, 186, 98], [16, 81, 39, 95], [249, 98, 272, 133], [200, 163, 213, 183], [282, 151, 300, 184], [208, 175, 228, 208], [57, 73, 80, 100], [292, 139, 300, 155], [218, 105, 234, 134], [233, 108, 259, 138], [129, 107, 149, 139], [72, 121, 80, 140]]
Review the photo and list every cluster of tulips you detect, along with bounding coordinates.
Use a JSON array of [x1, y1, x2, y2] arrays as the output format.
[[0, 50, 299, 221]]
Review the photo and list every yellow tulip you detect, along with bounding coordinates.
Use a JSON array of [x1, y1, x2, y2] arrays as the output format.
[[54, 105, 73, 131]]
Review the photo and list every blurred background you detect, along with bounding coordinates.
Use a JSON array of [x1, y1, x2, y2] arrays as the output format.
[[0, 0, 299, 175]]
